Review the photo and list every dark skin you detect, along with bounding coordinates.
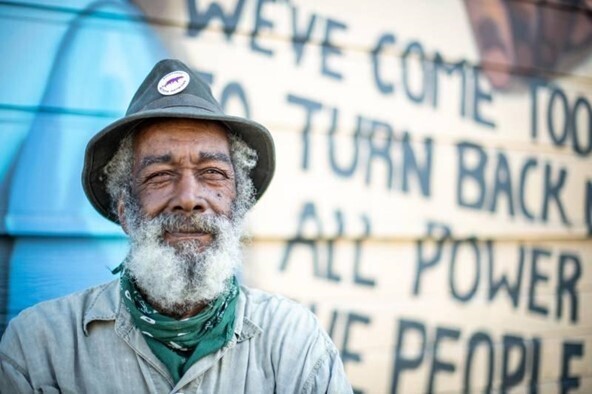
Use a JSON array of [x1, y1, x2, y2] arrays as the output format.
[[117, 118, 237, 318]]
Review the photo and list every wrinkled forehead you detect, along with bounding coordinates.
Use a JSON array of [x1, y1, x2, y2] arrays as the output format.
[[133, 118, 231, 144]]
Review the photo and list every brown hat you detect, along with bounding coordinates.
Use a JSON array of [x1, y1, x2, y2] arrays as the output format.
[[82, 59, 275, 223]]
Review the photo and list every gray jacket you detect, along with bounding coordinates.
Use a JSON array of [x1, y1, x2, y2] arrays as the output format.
[[0, 280, 352, 393]]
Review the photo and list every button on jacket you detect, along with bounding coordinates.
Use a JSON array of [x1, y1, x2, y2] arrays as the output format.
[[0, 280, 352, 393]]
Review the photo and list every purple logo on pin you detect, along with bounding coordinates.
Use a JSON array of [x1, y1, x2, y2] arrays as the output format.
[[157, 71, 190, 96]]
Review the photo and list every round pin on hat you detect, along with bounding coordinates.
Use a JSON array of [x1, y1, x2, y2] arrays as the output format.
[[157, 70, 190, 95]]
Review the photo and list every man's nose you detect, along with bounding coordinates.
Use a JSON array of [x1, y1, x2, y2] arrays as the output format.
[[171, 172, 207, 213]]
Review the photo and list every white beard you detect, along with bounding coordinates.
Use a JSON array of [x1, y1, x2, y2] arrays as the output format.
[[123, 211, 243, 316]]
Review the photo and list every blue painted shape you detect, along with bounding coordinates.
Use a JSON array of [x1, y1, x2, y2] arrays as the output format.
[[0, 4, 75, 233], [6, 0, 167, 236]]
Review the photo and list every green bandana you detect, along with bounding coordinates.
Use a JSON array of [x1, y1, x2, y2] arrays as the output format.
[[119, 271, 239, 383]]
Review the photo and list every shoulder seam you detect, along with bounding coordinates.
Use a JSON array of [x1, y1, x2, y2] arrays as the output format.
[[0, 350, 30, 378], [300, 334, 335, 394]]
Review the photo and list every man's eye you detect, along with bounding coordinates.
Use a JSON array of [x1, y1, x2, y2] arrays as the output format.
[[201, 168, 227, 180], [145, 172, 171, 182]]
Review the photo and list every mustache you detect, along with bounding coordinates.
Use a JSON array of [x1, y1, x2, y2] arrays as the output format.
[[155, 213, 226, 236]]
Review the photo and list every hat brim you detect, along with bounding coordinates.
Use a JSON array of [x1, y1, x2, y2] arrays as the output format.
[[82, 106, 275, 223]]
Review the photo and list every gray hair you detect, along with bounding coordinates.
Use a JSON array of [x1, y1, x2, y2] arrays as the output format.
[[103, 126, 258, 221]]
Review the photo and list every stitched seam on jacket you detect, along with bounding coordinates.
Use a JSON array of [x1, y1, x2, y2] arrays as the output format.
[[300, 336, 335, 393], [83, 282, 117, 335], [0, 351, 30, 378]]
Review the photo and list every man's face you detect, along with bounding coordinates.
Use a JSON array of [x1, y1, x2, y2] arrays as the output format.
[[129, 118, 237, 249], [117, 118, 244, 316]]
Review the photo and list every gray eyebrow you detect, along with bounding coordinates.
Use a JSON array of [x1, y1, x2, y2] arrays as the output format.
[[199, 152, 232, 164], [138, 154, 172, 172]]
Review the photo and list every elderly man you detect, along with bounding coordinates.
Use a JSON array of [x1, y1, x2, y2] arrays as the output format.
[[0, 59, 352, 393]]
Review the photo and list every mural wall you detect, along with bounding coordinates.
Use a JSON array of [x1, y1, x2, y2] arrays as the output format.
[[1, 0, 591, 392]]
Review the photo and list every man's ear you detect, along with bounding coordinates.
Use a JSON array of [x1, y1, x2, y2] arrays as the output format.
[[117, 199, 129, 235]]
